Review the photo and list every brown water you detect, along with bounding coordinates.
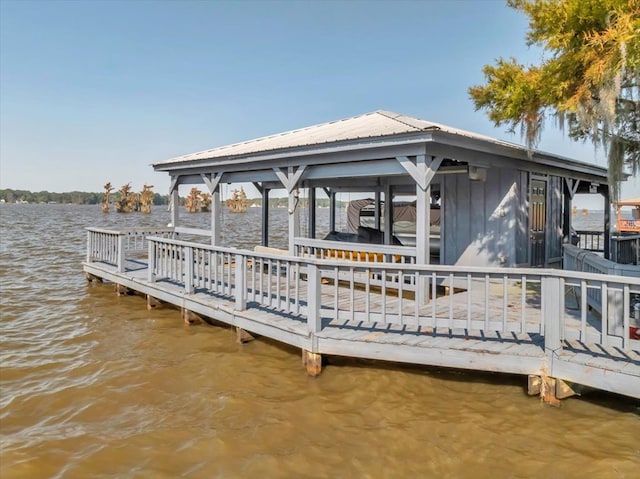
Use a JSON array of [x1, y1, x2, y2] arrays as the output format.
[[1, 204, 638, 478]]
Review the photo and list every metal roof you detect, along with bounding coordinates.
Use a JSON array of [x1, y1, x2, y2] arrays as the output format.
[[154, 110, 535, 166]]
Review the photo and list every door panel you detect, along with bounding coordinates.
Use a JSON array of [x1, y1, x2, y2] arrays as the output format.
[[530, 179, 547, 267]]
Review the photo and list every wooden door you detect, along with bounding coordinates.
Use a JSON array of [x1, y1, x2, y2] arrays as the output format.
[[530, 178, 547, 267]]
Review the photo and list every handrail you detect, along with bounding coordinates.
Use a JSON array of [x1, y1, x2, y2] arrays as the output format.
[[146, 235, 640, 285], [294, 237, 415, 257]]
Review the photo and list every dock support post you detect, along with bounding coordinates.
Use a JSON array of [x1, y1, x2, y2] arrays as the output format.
[[115, 283, 129, 296], [85, 272, 102, 282], [302, 350, 322, 377], [146, 294, 161, 310], [182, 308, 202, 325], [236, 327, 255, 343]]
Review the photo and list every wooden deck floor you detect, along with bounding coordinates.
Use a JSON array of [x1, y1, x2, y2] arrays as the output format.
[[83, 259, 640, 401]]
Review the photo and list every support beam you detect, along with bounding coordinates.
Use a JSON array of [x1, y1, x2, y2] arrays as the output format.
[[562, 179, 572, 243], [211, 189, 221, 246], [416, 184, 431, 265], [374, 191, 381, 230], [308, 187, 316, 239], [262, 188, 269, 247], [275, 166, 305, 254], [329, 190, 336, 232], [170, 188, 179, 229], [383, 183, 393, 245]]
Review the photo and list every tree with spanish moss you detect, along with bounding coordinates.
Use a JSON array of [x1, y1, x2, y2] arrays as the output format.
[[469, 0, 639, 200]]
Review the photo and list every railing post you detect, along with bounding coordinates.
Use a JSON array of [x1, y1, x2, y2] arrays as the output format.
[[307, 263, 322, 333], [117, 235, 125, 273], [184, 247, 194, 294], [235, 253, 246, 310], [542, 276, 563, 357], [148, 240, 156, 283], [86, 231, 92, 263]]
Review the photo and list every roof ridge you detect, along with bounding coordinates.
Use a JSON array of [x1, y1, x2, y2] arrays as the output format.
[[375, 110, 440, 132]]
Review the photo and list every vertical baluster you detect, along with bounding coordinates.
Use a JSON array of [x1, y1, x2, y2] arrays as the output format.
[[431, 272, 437, 328], [295, 262, 300, 315], [467, 274, 472, 331], [398, 269, 404, 326], [521, 275, 527, 333], [484, 274, 490, 332], [268, 258, 273, 307], [623, 284, 630, 350], [381, 268, 387, 325], [503, 274, 508, 332], [334, 266, 339, 320], [350, 267, 355, 322], [365, 267, 371, 322], [601, 282, 608, 346], [448, 273, 453, 329]]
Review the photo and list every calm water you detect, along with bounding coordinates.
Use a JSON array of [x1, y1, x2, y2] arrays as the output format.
[[0, 204, 638, 479]]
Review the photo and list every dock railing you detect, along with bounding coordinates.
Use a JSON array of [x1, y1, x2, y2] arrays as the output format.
[[86, 227, 175, 273], [141, 236, 640, 354]]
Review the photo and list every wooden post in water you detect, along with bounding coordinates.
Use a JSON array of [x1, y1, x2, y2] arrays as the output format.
[[235, 327, 255, 343], [302, 350, 322, 377], [541, 275, 564, 405], [304, 263, 323, 376]]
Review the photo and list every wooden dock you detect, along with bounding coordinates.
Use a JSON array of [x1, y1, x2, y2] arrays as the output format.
[[84, 228, 640, 404]]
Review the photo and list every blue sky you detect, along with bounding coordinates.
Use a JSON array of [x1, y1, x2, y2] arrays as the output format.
[[1, 0, 637, 207]]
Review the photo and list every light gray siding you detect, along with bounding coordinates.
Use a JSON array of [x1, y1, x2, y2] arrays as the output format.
[[443, 169, 520, 267], [515, 171, 529, 265]]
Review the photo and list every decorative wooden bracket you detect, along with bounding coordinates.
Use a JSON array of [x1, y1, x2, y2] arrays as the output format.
[[396, 155, 442, 190], [274, 166, 306, 193], [564, 178, 581, 199], [201, 172, 223, 193]]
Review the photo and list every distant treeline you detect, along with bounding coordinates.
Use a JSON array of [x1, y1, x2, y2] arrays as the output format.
[[0, 189, 346, 208], [0, 189, 169, 205]]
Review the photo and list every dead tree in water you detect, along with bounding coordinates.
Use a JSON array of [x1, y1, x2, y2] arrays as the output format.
[[184, 188, 212, 213], [139, 184, 154, 214], [102, 182, 113, 213], [226, 187, 248, 213], [115, 183, 135, 213]]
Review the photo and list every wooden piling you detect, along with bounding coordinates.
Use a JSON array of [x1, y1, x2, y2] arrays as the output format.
[[182, 308, 202, 325], [302, 349, 322, 377], [235, 327, 255, 344], [146, 294, 162, 310], [115, 283, 130, 296]]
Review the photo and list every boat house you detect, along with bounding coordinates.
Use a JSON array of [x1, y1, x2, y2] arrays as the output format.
[[84, 111, 639, 404]]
